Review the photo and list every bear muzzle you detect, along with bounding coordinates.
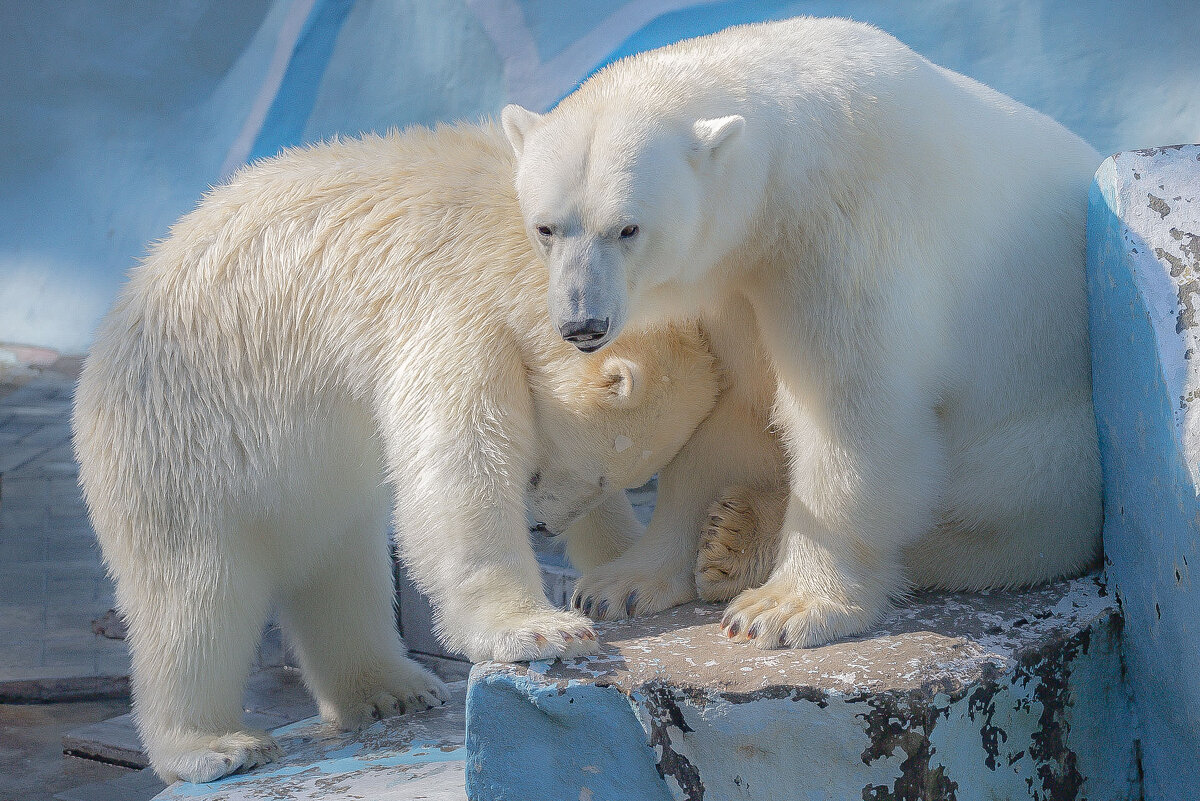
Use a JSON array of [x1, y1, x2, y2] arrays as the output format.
[[558, 317, 610, 352]]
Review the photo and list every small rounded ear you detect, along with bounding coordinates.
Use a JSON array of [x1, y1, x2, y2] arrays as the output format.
[[691, 115, 745, 164], [501, 104, 543, 157], [599, 356, 644, 408]]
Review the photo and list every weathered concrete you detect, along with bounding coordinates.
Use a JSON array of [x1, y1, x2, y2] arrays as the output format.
[[468, 576, 1137, 800], [152, 682, 470, 801], [1088, 143, 1200, 801]]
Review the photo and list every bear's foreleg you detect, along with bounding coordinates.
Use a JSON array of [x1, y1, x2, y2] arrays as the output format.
[[385, 361, 598, 663], [721, 382, 944, 648]]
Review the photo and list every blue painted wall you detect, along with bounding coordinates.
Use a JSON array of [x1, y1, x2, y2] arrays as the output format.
[[1088, 146, 1200, 801], [2, 0, 1198, 352]]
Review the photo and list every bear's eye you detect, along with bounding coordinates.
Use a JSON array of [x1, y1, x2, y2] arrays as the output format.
[[619, 225, 639, 239], [536, 225, 553, 238]]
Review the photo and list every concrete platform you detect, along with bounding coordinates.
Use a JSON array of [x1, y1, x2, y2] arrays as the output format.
[[467, 575, 1137, 801]]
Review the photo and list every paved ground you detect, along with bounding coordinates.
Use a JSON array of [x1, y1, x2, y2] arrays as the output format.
[[0, 355, 130, 701], [0, 699, 141, 801], [0, 349, 143, 801]]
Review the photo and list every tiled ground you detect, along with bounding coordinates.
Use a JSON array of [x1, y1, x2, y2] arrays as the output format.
[[0, 366, 132, 700]]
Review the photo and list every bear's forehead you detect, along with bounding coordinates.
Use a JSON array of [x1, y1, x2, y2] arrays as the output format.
[[520, 121, 684, 223]]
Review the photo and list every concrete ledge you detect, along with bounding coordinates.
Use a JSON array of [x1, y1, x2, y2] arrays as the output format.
[[467, 576, 1136, 800], [1088, 143, 1200, 800], [152, 682, 469, 801]]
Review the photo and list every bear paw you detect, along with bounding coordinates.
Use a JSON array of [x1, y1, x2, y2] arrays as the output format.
[[572, 559, 696, 621], [322, 661, 449, 731], [468, 609, 599, 663], [154, 729, 284, 784], [719, 579, 885, 650], [695, 488, 779, 602]]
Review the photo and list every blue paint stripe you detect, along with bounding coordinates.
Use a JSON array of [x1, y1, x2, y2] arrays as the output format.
[[248, 0, 356, 163]]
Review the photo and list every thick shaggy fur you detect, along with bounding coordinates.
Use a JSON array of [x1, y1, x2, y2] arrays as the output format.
[[503, 17, 1103, 649], [73, 123, 718, 782]]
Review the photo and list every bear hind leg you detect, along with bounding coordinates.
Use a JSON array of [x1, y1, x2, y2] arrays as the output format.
[[277, 513, 448, 731], [121, 545, 280, 783], [906, 401, 1102, 590]]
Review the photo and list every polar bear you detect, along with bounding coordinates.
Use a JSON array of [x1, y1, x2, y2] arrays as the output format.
[[72, 122, 719, 782], [502, 16, 1103, 650]]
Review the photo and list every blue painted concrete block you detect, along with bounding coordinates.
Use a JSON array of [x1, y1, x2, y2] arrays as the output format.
[[467, 580, 1136, 800], [1088, 144, 1200, 801]]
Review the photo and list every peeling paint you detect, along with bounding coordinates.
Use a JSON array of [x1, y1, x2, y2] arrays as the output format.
[[469, 576, 1135, 800], [857, 692, 958, 801], [1089, 144, 1200, 801]]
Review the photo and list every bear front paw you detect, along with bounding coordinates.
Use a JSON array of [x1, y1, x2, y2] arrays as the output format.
[[467, 609, 598, 663], [719, 579, 887, 649]]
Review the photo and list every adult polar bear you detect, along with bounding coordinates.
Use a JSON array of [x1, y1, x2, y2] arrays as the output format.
[[503, 17, 1102, 649], [73, 123, 719, 782]]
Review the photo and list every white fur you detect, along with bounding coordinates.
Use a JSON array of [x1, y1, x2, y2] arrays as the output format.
[[72, 123, 718, 782], [506, 17, 1103, 648]]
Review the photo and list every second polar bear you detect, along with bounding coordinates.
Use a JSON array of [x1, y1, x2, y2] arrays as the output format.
[[73, 123, 718, 782], [503, 17, 1103, 649]]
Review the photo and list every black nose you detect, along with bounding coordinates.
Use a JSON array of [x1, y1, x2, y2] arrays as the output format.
[[559, 318, 610, 349]]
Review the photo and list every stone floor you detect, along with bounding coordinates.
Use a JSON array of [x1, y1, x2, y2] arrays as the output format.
[[0, 357, 132, 702], [0, 698, 149, 801]]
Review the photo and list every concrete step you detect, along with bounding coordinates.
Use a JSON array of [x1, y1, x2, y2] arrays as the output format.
[[60, 655, 468, 769], [466, 574, 1138, 801], [152, 681, 470, 801], [61, 666, 319, 769]]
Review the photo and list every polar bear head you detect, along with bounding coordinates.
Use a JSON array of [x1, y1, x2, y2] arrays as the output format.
[[502, 101, 755, 352], [527, 321, 718, 534]]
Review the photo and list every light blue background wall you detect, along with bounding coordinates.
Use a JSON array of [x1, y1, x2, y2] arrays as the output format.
[[2, 0, 1197, 352]]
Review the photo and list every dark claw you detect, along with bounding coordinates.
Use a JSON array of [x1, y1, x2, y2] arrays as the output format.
[[747, 624, 758, 639], [572, 595, 581, 610], [595, 599, 609, 619], [583, 597, 593, 615], [727, 620, 741, 637], [560, 629, 573, 641], [625, 591, 638, 617]]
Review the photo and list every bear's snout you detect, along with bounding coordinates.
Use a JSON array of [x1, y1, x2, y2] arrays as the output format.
[[559, 318, 610, 352]]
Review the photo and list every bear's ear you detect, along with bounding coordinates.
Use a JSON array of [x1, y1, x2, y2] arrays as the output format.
[[599, 356, 644, 409], [501, 104, 543, 157], [691, 115, 745, 164]]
